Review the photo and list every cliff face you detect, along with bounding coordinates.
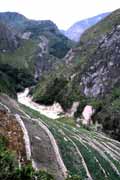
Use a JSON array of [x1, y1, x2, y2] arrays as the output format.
[[81, 25, 120, 97], [0, 22, 19, 52]]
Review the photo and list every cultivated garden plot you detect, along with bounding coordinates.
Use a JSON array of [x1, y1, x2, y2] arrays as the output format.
[[21, 105, 120, 180]]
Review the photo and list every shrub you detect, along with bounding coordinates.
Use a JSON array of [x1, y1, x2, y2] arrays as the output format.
[[0, 137, 54, 180], [66, 175, 82, 180], [0, 64, 35, 94]]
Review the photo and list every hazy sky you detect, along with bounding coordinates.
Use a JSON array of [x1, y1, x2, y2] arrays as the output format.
[[0, 0, 120, 30]]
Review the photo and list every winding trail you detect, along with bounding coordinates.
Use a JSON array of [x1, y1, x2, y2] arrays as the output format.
[[20, 116, 67, 180], [32, 118, 67, 177], [15, 114, 31, 161], [17, 88, 64, 119]]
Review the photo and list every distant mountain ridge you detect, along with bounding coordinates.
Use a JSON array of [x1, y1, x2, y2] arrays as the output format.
[[63, 12, 110, 41], [0, 12, 59, 32]]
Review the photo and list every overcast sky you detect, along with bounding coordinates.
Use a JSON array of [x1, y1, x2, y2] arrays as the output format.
[[0, 0, 120, 30]]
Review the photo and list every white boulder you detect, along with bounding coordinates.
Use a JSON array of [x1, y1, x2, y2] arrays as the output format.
[[82, 105, 95, 125], [22, 32, 32, 40]]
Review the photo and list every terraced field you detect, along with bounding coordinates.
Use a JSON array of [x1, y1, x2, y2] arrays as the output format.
[[21, 105, 120, 180], [0, 94, 120, 180]]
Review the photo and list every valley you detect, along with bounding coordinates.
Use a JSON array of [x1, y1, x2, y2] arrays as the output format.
[[0, 8, 120, 180]]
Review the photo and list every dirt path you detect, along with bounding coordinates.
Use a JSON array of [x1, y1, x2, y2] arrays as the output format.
[[0, 94, 67, 180], [15, 114, 31, 161], [17, 88, 64, 119], [20, 115, 67, 180]]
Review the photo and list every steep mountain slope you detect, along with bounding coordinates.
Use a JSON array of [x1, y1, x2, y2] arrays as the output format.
[[0, 22, 19, 51], [63, 13, 110, 42], [33, 9, 120, 140], [0, 13, 73, 77], [80, 25, 120, 97], [0, 22, 18, 96], [1, 9, 120, 180], [0, 12, 73, 96], [1, 93, 120, 179]]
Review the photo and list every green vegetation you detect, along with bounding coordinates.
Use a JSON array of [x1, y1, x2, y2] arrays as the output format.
[[66, 176, 82, 180], [0, 64, 35, 98], [0, 135, 82, 180], [33, 74, 85, 111], [93, 87, 120, 140], [0, 39, 38, 74], [80, 9, 120, 44], [0, 136, 54, 180], [0, 13, 74, 101], [20, 104, 120, 180], [0, 71, 16, 98], [32, 9, 120, 141], [33, 76, 68, 106], [49, 34, 73, 58], [1, 9, 120, 179], [25, 22, 74, 59], [57, 117, 76, 126], [0, 64, 35, 92]]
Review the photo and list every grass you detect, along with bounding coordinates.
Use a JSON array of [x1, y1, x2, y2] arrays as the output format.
[[0, 71, 16, 98], [88, 145, 120, 180], [73, 139, 106, 180], [0, 136, 55, 180], [80, 9, 120, 44], [56, 117, 76, 126], [20, 103, 120, 179], [0, 39, 38, 74]]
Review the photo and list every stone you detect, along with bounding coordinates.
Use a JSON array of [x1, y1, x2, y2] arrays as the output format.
[[116, 25, 120, 31], [82, 105, 95, 125], [81, 25, 120, 98], [76, 123, 80, 128], [22, 32, 32, 40]]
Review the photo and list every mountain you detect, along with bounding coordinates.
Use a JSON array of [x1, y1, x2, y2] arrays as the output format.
[[0, 22, 35, 96], [0, 12, 27, 31], [63, 12, 110, 42], [33, 9, 120, 140], [0, 22, 19, 51], [1, 10, 120, 180], [0, 12, 73, 96]]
